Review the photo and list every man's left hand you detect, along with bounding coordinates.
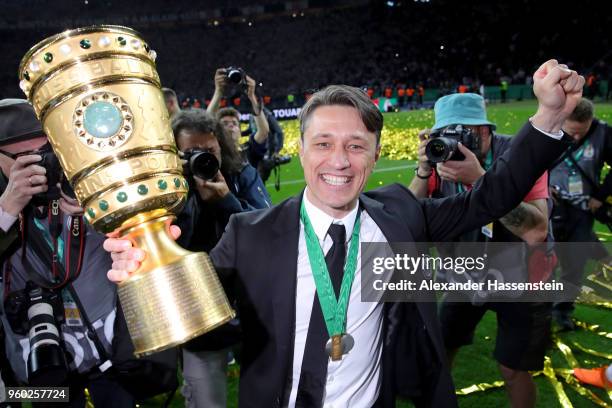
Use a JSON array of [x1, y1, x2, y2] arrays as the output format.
[[246, 75, 257, 100], [588, 197, 603, 212], [195, 171, 230, 202], [436, 143, 485, 184]]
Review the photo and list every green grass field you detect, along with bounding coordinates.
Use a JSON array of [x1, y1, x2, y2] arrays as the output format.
[[146, 101, 612, 408]]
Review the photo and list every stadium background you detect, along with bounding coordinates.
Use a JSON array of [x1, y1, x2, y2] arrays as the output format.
[[1, 0, 610, 406]]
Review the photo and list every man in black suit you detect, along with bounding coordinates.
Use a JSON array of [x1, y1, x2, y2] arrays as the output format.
[[105, 59, 584, 407]]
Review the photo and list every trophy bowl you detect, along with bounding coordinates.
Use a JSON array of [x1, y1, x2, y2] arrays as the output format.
[[19, 25, 235, 356]]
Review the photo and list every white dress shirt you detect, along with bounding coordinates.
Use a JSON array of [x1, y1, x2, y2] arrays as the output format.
[[287, 190, 388, 408]]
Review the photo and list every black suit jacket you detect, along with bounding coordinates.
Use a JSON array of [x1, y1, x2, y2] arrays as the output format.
[[210, 122, 568, 407]]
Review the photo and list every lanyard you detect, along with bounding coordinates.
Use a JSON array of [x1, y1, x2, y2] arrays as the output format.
[[300, 201, 361, 337], [563, 142, 588, 169], [17, 201, 85, 290]]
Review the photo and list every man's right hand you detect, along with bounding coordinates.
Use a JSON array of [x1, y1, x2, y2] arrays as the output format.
[[214, 68, 227, 94], [0, 154, 46, 216], [416, 129, 432, 174], [532, 59, 585, 133], [104, 223, 182, 283]]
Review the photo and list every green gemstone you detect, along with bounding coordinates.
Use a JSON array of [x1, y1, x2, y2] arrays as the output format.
[[137, 184, 148, 195], [24, 71, 30, 81], [173, 178, 181, 188], [87, 208, 96, 218], [98, 200, 109, 211], [117, 36, 126, 46], [83, 101, 122, 138], [117, 192, 128, 202], [43, 52, 53, 63], [80, 39, 91, 49], [157, 179, 168, 190]]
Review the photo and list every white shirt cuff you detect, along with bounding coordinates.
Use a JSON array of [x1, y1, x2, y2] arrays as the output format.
[[529, 117, 564, 140], [0, 205, 18, 232]]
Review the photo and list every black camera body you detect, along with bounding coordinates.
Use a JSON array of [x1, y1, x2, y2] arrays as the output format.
[[225, 66, 246, 85], [30, 144, 75, 206], [4, 281, 68, 386], [425, 124, 481, 163], [182, 150, 220, 181]]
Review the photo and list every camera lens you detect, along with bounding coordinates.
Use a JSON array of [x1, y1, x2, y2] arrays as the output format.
[[425, 137, 458, 163], [190, 151, 220, 180], [26, 300, 68, 386], [227, 68, 243, 84]]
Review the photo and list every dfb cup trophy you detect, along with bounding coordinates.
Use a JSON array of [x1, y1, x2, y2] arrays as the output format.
[[19, 26, 235, 356]]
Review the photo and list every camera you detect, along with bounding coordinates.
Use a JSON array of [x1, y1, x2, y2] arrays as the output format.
[[4, 281, 68, 386], [225, 66, 246, 85], [182, 150, 220, 181], [14, 142, 76, 206], [425, 124, 481, 163], [258, 154, 292, 184]]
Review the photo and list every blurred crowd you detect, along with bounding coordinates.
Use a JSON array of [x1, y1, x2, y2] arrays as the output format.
[[1, 0, 611, 107]]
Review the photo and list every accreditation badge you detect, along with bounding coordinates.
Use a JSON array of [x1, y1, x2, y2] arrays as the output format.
[[481, 222, 493, 238], [568, 173, 583, 196], [62, 289, 83, 327]]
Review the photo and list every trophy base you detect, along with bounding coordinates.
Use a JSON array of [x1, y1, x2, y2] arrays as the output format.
[[116, 213, 235, 357], [118, 251, 235, 356]]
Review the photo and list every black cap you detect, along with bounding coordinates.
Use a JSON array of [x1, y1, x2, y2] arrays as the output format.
[[0, 99, 43, 146]]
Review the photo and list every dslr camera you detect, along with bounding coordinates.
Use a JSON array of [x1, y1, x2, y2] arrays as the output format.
[[225, 66, 246, 85], [12, 143, 76, 206], [4, 281, 68, 386], [182, 149, 220, 181], [425, 124, 481, 163]]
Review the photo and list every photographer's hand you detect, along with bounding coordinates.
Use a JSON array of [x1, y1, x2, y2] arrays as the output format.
[[245, 75, 270, 144], [436, 143, 485, 185], [588, 197, 603, 212], [58, 188, 84, 216], [206, 68, 227, 116], [195, 171, 230, 202], [408, 129, 433, 198], [246, 75, 257, 102], [416, 129, 432, 173], [0, 154, 46, 216]]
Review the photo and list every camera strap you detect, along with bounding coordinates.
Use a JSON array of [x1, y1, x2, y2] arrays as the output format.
[[17, 201, 85, 290], [66, 283, 113, 373]]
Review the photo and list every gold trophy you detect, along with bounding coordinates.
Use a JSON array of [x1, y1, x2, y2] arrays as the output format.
[[19, 26, 235, 356]]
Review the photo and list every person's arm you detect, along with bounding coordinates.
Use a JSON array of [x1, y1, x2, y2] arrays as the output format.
[[206, 68, 226, 116], [246, 75, 269, 145], [423, 60, 583, 241], [234, 164, 272, 210], [500, 198, 548, 245], [408, 129, 435, 198]]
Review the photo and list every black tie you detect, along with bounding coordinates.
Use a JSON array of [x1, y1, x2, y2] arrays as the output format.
[[296, 223, 346, 407]]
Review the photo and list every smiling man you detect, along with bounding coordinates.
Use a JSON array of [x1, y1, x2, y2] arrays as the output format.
[[105, 60, 583, 407]]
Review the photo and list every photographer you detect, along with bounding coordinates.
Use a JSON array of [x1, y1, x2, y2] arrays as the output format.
[[171, 108, 271, 408], [408, 93, 551, 408], [206, 67, 270, 168], [162, 87, 181, 119], [0, 100, 134, 406], [549, 98, 612, 330]]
